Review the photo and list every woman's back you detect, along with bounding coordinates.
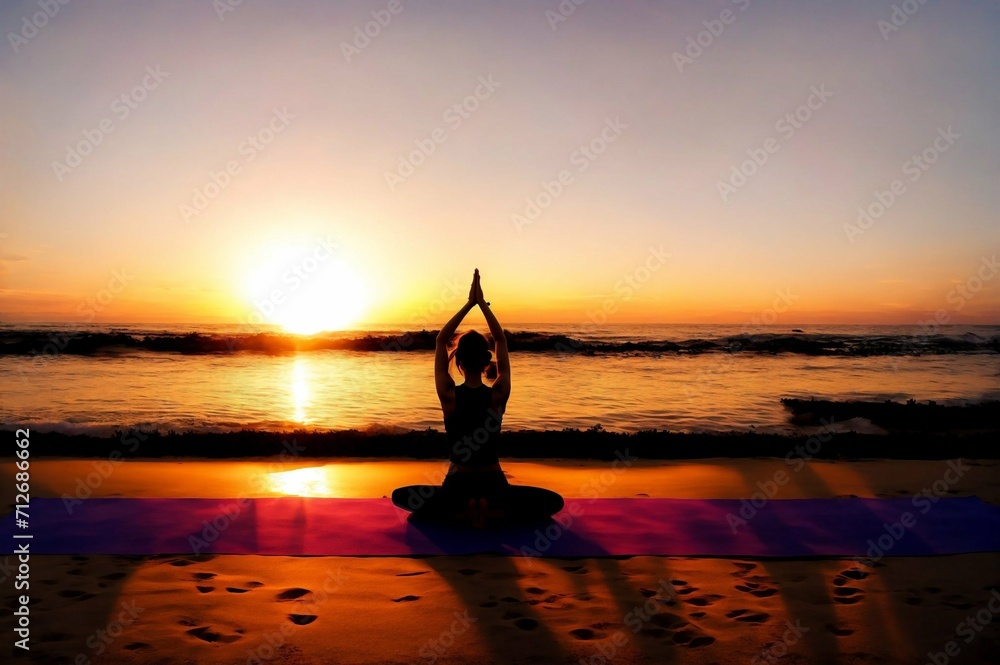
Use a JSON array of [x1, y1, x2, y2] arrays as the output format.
[[444, 383, 502, 466]]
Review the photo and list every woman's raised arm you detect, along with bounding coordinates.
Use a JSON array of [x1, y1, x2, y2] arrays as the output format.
[[474, 271, 510, 399], [434, 273, 477, 402]]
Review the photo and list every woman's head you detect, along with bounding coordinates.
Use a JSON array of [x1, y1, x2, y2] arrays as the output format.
[[450, 330, 492, 377]]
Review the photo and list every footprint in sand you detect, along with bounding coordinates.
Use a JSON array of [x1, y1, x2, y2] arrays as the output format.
[[396, 571, 428, 577], [832, 569, 869, 604], [226, 587, 250, 594], [569, 625, 609, 640], [193, 572, 217, 581], [686, 636, 716, 648], [288, 614, 317, 625], [58, 589, 96, 601], [513, 618, 539, 631], [276, 588, 312, 601], [832, 586, 865, 605], [734, 612, 770, 624], [392, 595, 420, 603], [123, 642, 154, 652], [649, 612, 689, 630], [561, 565, 588, 574], [736, 583, 779, 598], [196, 586, 215, 594], [187, 626, 242, 644], [689, 611, 707, 619], [826, 623, 854, 637], [169, 559, 197, 567], [684, 594, 723, 607], [247, 581, 264, 588], [841, 568, 870, 581]]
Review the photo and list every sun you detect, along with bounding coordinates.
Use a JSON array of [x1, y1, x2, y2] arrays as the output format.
[[244, 242, 369, 334]]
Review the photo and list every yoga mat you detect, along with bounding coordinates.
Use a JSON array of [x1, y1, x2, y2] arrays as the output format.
[[3, 497, 999, 558]]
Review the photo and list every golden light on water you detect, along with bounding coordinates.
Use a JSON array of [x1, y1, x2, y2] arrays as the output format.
[[266, 467, 333, 497], [291, 357, 311, 424]]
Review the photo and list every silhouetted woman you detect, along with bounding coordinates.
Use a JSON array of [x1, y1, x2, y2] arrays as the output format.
[[392, 269, 564, 527]]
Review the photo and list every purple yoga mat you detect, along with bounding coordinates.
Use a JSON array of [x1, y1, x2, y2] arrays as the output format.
[[4, 497, 999, 558]]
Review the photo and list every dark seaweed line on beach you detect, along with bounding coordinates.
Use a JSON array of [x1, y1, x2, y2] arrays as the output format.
[[3, 330, 998, 357]]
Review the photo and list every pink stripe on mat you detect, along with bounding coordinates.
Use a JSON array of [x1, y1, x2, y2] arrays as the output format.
[[4, 497, 999, 557]]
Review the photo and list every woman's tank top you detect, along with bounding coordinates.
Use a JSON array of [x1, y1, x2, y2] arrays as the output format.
[[444, 383, 503, 466]]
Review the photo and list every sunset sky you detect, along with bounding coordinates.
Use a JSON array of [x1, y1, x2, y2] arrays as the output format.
[[1, 0, 998, 328]]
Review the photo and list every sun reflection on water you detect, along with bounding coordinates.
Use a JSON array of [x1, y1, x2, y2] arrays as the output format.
[[266, 466, 332, 496], [291, 356, 311, 424]]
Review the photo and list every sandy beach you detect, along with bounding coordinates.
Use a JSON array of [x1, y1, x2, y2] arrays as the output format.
[[3, 457, 998, 665]]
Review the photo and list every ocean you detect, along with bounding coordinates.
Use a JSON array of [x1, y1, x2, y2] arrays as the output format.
[[2, 323, 998, 436]]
